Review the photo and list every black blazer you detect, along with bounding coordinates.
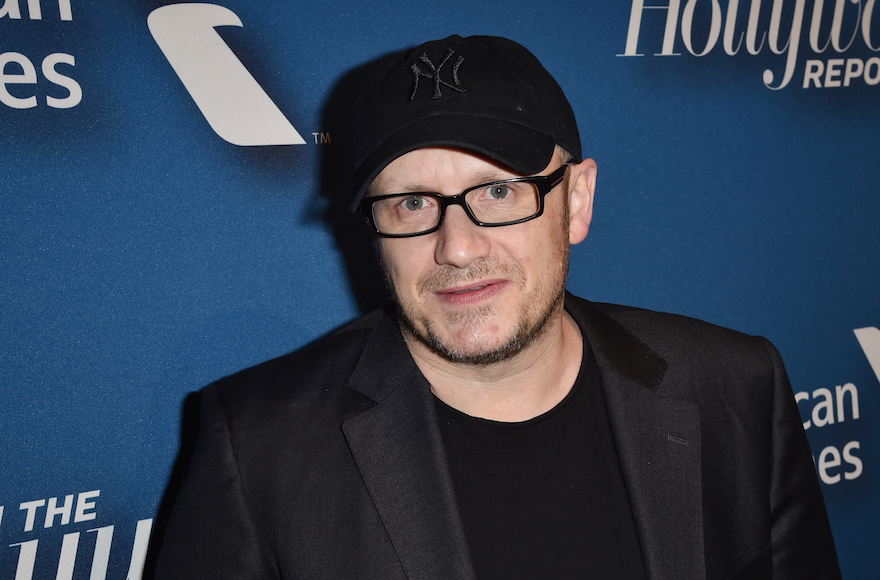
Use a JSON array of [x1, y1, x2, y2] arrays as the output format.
[[155, 294, 840, 579]]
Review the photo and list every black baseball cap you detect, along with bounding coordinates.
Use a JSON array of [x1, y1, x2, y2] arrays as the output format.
[[350, 35, 582, 210]]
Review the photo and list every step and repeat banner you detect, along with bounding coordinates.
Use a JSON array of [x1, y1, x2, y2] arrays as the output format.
[[2, 1, 877, 577]]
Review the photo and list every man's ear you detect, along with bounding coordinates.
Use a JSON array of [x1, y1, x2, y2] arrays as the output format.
[[567, 157, 597, 245]]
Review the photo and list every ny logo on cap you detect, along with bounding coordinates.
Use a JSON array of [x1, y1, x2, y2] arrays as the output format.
[[410, 49, 467, 100]]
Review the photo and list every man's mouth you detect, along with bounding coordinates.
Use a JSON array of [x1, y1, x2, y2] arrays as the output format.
[[432, 280, 507, 305], [450, 284, 489, 294]]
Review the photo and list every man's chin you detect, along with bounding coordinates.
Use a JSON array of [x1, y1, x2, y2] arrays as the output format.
[[394, 279, 566, 366], [413, 331, 525, 366], [399, 315, 548, 367]]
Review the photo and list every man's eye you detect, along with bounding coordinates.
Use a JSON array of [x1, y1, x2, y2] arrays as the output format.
[[487, 185, 511, 200], [402, 196, 426, 211]]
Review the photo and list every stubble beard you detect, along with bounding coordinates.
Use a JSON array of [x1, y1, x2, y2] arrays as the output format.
[[391, 246, 570, 367]]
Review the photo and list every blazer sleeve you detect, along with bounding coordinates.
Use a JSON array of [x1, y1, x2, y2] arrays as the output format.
[[763, 338, 842, 579], [154, 384, 279, 580]]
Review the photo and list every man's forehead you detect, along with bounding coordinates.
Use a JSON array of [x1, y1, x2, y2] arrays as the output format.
[[369, 147, 526, 194]]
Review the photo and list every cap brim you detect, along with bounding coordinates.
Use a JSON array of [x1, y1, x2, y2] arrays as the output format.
[[350, 115, 557, 211]]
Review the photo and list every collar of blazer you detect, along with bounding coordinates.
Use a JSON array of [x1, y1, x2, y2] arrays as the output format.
[[343, 291, 670, 404], [564, 292, 669, 391]]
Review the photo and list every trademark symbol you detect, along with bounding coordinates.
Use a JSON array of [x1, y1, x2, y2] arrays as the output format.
[[311, 132, 331, 144]]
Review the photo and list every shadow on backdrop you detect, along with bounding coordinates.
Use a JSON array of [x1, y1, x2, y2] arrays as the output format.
[[315, 58, 391, 314]]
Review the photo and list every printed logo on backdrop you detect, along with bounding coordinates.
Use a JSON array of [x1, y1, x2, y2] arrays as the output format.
[[619, 0, 880, 90], [0, 490, 152, 580], [795, 327, 880, 486], [148, 3, 306, 146], [0, 0, 81, 109]]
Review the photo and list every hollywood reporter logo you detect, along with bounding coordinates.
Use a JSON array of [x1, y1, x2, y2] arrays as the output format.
[[619, 0, 880, 90], [148, 3, 305, 146]]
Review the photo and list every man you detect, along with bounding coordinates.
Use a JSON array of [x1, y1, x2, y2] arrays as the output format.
[[155, 35, 840, 579]]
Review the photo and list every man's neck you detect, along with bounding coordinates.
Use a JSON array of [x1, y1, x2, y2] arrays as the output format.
[[404, 308, 584, 422]]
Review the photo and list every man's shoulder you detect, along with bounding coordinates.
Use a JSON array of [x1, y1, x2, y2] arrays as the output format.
[[569, 294, 764, 347], [566, 293, 778, 377], [566, 294, 786, 416]]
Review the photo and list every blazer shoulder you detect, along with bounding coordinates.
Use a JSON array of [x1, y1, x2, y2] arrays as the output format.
[[566, 293, 779, 392], [576, 296, 768, 353]]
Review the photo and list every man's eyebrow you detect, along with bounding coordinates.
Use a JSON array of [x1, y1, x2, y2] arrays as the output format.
[[399, 184, 437, 193], [368, 183, 431, 196], [471, 170, 518, 184], [375, 170, 520, 196]]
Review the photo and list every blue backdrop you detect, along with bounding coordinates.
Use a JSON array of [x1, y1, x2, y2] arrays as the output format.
[[2, 1, 877, 577]]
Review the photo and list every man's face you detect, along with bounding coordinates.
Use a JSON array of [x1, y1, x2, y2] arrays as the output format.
[[371, 147, 573, 365]]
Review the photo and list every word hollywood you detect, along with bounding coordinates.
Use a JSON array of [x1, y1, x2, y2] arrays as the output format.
[[0, 490, 152, 580], [620, 0, 880, 89], [0, 0, 81, 109]]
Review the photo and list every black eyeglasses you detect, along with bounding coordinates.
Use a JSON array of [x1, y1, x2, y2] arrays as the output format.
[[359, 164, 570, 238]]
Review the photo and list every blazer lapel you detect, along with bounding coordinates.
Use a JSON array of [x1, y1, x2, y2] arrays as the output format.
[[341, 313, 475, 580], [568, 296, 706, 580]]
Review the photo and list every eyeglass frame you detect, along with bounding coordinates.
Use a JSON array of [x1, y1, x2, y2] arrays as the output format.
[[358, 163, 571, 238]]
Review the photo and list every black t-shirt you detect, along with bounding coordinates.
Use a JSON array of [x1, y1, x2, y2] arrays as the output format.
[[435, 343, 647, 579]]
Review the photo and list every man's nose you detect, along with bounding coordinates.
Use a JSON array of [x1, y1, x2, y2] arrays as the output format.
[[434, 204, 491, 268]]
